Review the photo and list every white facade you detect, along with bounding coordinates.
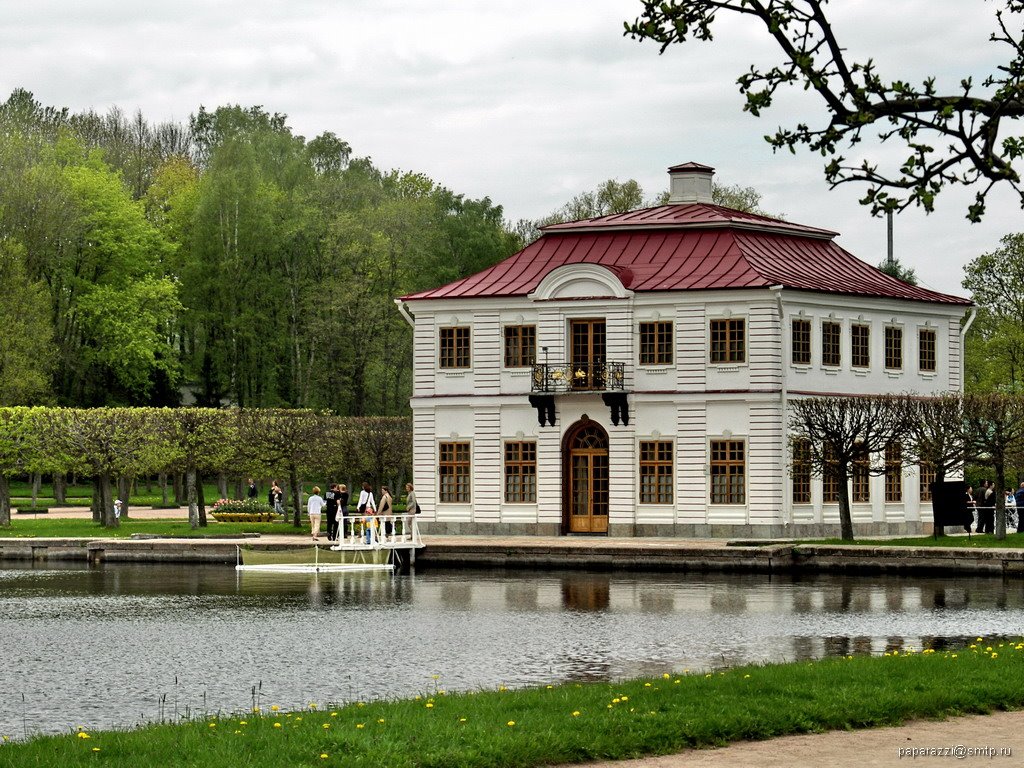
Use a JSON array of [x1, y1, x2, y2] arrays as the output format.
[[400, 165, 971, 538]]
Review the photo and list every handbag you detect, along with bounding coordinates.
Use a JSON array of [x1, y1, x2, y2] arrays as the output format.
[[414, 504, 421, 515]]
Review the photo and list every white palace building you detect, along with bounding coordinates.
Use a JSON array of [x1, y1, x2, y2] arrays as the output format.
[[396, 163, 972, 538]]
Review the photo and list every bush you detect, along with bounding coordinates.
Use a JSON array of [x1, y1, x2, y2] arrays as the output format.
[[14, 507, 49, 515]]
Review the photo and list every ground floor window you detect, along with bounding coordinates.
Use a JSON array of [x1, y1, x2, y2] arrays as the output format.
[[792, 438, 811, 504], [919, 462, 935, 502], [639, 440, 673, 504], [710, 440, 745, 504], [822, 443, 839, 503], [885, 443, 902, 502], [852, 444, 870, 503], [439, 441, 471, 503], [504, 441, 537, 502]]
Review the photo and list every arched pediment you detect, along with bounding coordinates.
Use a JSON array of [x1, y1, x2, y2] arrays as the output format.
[[528, 263, 633, 301]]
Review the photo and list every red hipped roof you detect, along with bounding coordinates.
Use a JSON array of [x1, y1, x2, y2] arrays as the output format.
[[402, 203, 969, 305]]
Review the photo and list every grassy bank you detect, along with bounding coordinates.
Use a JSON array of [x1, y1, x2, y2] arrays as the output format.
[[812, 534, 1024, 548], [0, 519, 310, 539], [1, 641, 1022, 767]]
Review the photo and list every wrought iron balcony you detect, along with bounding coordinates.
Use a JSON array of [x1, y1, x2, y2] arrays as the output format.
[[531, 361, 626, 393]]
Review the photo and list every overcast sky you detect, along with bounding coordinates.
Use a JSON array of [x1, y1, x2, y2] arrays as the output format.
[[2, 0, 1020, 296]]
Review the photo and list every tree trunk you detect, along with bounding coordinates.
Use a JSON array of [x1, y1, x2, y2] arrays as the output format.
[[290, 466, 301, 527], [159, 472, 169, 506], [31, 472, 41, 507], [145, 475, 152, 493], [0, 474, 11, 527], [217, 473, 228, 500], [53, 473, 66, 505], [117, 476, 131, 520], [187, 468, 199, 529], [837, 467, 854, 541], [932, 468, 946, 538], [234, 477, 243, 501], [197, 472, 207, 527], [100, 473, 118, 528], [995, 464, 1007, 540], [174, 473, 185, 505], [91, 478, 102, 523]]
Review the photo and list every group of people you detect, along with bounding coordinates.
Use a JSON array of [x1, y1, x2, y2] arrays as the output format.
[[304, 481, 419, 542], [963, 480, 1024, 533]]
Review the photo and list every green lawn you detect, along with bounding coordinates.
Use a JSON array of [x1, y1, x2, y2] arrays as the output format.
[[809, 533, 1024, 548], [0, 518, 311, 539], [0, 641, 1021, 767]]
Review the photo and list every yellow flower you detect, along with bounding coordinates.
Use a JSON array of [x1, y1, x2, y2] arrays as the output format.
[[273, 723, 282, 728], [546, 685, 553, 689], [459, 718, 467, 723], [76, 732, 90, 740], [309, 703, 317, 710], [674, 679, 680, 684], [378, 719, 385, 724], [662, 673, 670, 679], [295, 717, 302, 722], [330, 712, 338, 717], [91, 747, 100, 752], [356, 723, 365, 729], [498, 686, 507, 692], [239, 721, 247, 725], [571, 711, 581, 717], [425, 703, 434, 709], [270, 705, 280, 712], [357, 702, 365, 707], [208, 722, 217, 728], [251, 707, 260, 713], [992, 652, 999, 658], [320, 754, 329, 759], [432, 674, 440, 680], [621, 696, 628, 701], [322, 724, 330, 729], [644, 682, 652, 687], [612, 698, 620, 704], [507, 721, 515, 727], [743, 674, 751, 679]]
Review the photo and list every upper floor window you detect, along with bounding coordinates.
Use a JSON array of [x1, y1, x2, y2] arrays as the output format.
[[639, 440, 673, 504], [791, 318, 811, 365], [710, 439, 745, 504], [919, 328, 937, 373], [503, 325, 536, 368], [439, 441, 471, 503], [821, 321, 842, 367], [885, 326, 903, 370], [639, 321, 673, 365], [851, 323, 870, 369], [439, 327, 470, 369], [710, 319, 745, 364], [504, 441, 537, 503]]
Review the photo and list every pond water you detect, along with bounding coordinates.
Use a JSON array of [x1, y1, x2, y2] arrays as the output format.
[[0, 562, 1021, 739]]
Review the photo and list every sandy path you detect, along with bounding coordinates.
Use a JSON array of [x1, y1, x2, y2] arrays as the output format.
[[561, 710, 1023, 768]]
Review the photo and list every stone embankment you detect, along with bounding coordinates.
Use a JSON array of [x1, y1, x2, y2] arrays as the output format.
[[1, 535, 1023, 575]]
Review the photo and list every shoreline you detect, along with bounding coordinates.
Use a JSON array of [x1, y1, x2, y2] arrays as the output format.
[[1, 533, 1023, 576]]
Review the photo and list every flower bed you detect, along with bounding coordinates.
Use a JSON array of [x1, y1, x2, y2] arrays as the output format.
[[209, 498, 277, 523]]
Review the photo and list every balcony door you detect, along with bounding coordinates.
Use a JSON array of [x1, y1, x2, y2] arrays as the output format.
[[570, 319, 606, 391], [563, 421, 609, 534]]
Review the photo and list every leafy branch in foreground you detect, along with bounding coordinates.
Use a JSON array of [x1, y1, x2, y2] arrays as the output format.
[[627, 0, 1024, 221]]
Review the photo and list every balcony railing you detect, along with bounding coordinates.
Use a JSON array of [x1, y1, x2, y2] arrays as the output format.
[[531, 361, 626, 393]]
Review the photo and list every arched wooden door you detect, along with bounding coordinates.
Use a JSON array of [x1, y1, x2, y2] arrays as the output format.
[[563, 421, 609, 534]]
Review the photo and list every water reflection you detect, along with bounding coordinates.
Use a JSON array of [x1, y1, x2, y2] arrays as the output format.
[[0, 563, 1020, 738]]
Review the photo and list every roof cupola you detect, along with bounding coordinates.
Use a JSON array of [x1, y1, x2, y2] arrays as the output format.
[[667, 162, 715, 204]]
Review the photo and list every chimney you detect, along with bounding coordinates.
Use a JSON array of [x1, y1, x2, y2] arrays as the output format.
[[667, 162, 715, 204]]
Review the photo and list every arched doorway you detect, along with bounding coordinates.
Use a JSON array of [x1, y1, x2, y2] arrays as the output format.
[[562, 420, 609, 534]]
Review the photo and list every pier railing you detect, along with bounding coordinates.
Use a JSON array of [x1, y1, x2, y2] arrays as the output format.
[[338, 514, 423, 549]]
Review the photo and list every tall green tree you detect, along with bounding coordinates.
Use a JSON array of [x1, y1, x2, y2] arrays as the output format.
[[0, 240, 53, 404], [962, 233, 1024, 392]]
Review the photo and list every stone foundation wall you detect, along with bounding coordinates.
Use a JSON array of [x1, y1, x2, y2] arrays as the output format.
[[417, 521, 927, 539]]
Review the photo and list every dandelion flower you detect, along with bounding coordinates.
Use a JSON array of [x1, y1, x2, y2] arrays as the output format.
[[208, 722, 217, 728], [621, 696, 628, 702], [507, 721, 515, 727], [662, 673, 670, 679], [426, 703, 434, 709], [356, 724, 365, 729], [271, 705, 280, 712], [76, 732, 90, 740], [378, 719, 385, 723], [322, 724, 330, 730], [320, 754, 329, 759], [273, 723, 282, 728], [239, 721, 247, 725], [459, 718, 467, 723], [330, 712, 338, 717], [309, 703, 317, 710], [572, 711, 581, 717], [91, 747, 100, 752], [644, 683, 652, 687]]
